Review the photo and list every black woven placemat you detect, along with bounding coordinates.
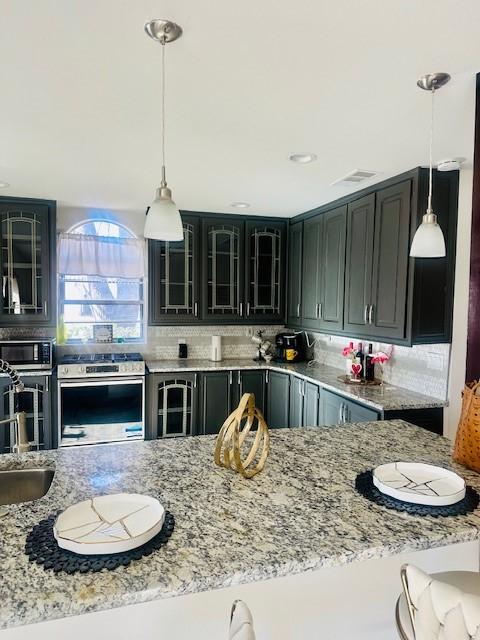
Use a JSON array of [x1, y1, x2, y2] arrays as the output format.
[[25, 511, 175, 574], [355, 470, 479, 517]]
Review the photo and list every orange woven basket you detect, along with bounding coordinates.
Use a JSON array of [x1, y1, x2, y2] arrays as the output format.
[[453, 380, 480, 473]]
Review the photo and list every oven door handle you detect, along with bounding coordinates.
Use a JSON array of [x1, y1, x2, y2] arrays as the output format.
[[59, 378, 144, 388]]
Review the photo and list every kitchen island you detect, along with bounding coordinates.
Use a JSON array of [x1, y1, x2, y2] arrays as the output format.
[[1, 420, 479, 639]]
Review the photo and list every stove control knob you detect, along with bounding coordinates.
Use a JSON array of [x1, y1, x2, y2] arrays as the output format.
[[61, 366, 68, 375], [80, 366, 85, 373]]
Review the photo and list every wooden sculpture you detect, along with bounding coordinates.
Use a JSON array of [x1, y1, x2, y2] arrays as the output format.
[[214, 392, 270, 479]]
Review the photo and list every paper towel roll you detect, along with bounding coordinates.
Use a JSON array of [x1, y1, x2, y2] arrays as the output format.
[[211, 335, 222, 362]]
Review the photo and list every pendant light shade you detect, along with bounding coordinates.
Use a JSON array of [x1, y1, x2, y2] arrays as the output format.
[[410, 72, 450, 259], [409, 212, 446, 257], [144, 19, 183, 242], [144, 187, 183, 241]]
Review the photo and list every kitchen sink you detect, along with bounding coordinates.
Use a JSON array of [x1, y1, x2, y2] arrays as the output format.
[[0, 468, 55, 505]]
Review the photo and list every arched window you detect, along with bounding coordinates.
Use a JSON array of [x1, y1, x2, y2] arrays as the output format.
[[58, 220, 145, 343]]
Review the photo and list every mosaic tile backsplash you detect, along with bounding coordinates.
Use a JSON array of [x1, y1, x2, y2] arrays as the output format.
[[0, 325, 450, 400], [303, 331, 450, 401]]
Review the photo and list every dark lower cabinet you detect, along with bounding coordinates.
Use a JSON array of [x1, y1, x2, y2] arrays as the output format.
[[289, 377, 304, 427], [266, 371, 290, 428], [0, 375, 53, 453], [148, 373, 199, 439], [200, 371, 232, 435], [320, 388, 379, 426], [303, 381, 321, 426], [230, 370, 266, 416]]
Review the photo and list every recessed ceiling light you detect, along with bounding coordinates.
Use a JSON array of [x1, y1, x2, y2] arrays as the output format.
[[231, 202, 250, 209], [0, 182, 10, 189], [289, 153, 317, 164]]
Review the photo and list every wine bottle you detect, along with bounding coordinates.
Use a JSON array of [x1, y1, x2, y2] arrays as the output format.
[[356, 342, 364, 379], [365, 343, 375, 381]]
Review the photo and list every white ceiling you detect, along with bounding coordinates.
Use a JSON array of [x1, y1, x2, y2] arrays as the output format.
[[1, 0, 479, 218]]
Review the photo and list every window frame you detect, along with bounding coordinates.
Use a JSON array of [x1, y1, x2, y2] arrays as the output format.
[[58, 220, 147, 345]]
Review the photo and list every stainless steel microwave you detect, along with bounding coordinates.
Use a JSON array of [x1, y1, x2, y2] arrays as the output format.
[[0, 339, 54, 370]]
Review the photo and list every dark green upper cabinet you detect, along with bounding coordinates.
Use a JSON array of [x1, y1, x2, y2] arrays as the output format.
[[301, 215, 323, 329], [0, 197, 56, 326], [245, 220, 286, 322], [343, 194, 375, 335], [149, 215, 200, 325], [287, 221, 303, 325], [369, 181, 411, 339], [345, 183, 411, 339], [202, 217, 245, 322], [318, 206, 347, 332], [292, 168, 458, 345]]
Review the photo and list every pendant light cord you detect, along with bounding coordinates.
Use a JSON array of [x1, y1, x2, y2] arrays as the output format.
[[427, 87, 435, 212], [161, 38, 167, 186]]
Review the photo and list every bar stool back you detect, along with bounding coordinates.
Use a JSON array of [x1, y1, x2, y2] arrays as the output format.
[[396, 564, 480, 640], [229, 600, 256, 640]]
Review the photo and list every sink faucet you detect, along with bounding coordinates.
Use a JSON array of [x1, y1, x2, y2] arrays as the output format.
[[0, 359, 29, 454]]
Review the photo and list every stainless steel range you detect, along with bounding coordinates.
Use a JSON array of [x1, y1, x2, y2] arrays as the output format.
[[57, 353, 145, 447]]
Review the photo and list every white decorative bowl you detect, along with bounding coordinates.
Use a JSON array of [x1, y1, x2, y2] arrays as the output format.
[[54, 493, 165, 555], [373, 462, 466, 507]]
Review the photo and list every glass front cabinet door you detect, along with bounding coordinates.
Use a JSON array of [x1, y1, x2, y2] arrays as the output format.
[[202, 217, 245, 321], [0, 197, 56, 325], [0, 375, 53, 454], [147, 373, 199, 439], [245, 220, 286, 322], [149, 215, 200, 324]]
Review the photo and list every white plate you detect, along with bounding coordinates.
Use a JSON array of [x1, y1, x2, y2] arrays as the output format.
[[54, 493, 165, 555], [373, 462, 466, 506]]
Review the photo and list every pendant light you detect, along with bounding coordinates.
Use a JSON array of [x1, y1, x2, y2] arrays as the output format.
[[410, 72, 450, 258], [144, 19, 183, 241]]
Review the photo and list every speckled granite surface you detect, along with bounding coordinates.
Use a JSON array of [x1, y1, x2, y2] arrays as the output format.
[[146, 359, 446, 412], [1, 420, 479, 630]]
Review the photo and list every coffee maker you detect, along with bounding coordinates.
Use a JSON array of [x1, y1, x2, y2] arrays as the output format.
[[274, 332, 307, 363]]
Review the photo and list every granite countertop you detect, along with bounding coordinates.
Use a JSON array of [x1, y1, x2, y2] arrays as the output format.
[[1, 420, 480, 630], [146, 358, 445, 412]]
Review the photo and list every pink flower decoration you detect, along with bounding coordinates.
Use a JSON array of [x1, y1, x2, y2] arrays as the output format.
[[371, 351, 390, 365], [342, 346, 353, 357]]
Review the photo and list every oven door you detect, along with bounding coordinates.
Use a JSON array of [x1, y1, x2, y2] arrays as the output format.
[[58, 377, 145, 447]]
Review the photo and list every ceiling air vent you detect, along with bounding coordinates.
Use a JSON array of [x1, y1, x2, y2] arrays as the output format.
[[331, 169, 378, 186]]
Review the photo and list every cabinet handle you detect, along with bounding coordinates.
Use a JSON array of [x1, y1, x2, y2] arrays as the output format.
[[318, 303, 323, 320], [246, 302, 250, 316], [315, 303, 319, 319], [297, 302, 300, 318], [229, 370, 233, 385], [194, 302, 198, 317], [239, 302, 243, 316], [302, 380, 305, 397], [364, 304, 369, 325], [342, 404, 348, 424], [44, 300, 48, 316], [194, 373, 197, 388], [46, 376, 49, 393], [368, 304, 374, 325], [338, 403, 343, 424], [238, 370, 241, 386], [266, 370, 269, 384], [298, 380, 302, 396]]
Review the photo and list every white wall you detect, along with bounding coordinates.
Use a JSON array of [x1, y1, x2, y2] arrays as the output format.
[[444, 167, 474, 438]]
